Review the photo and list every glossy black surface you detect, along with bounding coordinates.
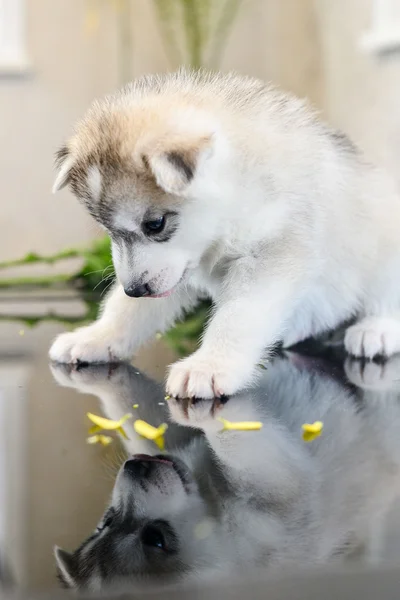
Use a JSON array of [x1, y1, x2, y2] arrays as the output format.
[[1, 294, 400, 594]]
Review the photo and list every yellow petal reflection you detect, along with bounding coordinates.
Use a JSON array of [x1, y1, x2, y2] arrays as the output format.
[[87, 412, 132, 430], [302, 421, 323, 442], [87, 434, 113, 446], [87, 412, 131, 440], [218, 418, 263, 432], [133, 419, 168, 451]]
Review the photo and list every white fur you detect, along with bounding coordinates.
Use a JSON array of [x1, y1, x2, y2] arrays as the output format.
[[148, 153, 190, 195], [112, 210, 139, 233], [50, 71, 400, 399], [86, 166, 102, 202], [52, 156, 75, 193], [54, 547, 77, 588]]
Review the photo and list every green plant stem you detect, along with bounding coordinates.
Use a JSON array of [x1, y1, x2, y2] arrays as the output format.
[[181, 0, 202, 68], [0, 274, 73, 289], [153, 0, 182, 67], [210, 0, 242, 67], [117, 0, 133, 85], [0, 313, 87, 326], [198, 0, 212, 54], [0, 249, 80, 270]]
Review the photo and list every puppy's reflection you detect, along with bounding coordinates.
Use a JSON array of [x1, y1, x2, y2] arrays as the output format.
[[50, 354, 400, 592]]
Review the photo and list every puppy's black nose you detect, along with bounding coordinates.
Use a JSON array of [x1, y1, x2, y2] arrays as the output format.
[[124, 458, 151, 478], [124, 283, 151, 298]]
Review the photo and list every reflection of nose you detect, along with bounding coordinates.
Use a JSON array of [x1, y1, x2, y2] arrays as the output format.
[[124, 282, 152, 298], [124, 458, 151, 478]]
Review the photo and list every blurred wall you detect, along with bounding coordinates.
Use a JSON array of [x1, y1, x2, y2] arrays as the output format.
[[0, 0, 321, 261], [0, 0, 119, 261], [220, 0, 321, 105], [316, 0, 400, 181]]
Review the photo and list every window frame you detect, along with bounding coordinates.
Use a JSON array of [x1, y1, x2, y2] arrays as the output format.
[[0, 0, 29, 74], [360, 0, 400, 54]]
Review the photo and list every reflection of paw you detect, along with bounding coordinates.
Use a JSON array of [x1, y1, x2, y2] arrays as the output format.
[[50, 362, 126, 393], [166, 351, 254, 400], [167, 396, 226, 429], [345, 318, 400, 359], [345, 356, 400, 391], [49, 324, 133, 364]]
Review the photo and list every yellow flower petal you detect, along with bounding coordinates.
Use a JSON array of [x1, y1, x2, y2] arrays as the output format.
[[117, 426, 129, 440], [88, 425, 102, 435], [302, 431, 321, 442], [87, 412, 132, 431], [133, 404, 139, 409], [133, 419, 168, 450], [154, 436, 165, 451], [302, 421, 323, 434], [302, 421, 323, 442], [133, 419, 168, 440], [87, 434, 113, 446], [218, 418, 263, 431]]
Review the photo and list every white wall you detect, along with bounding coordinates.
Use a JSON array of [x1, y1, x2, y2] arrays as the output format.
[[0, 0, 119, 261], [316, 0, 400, 181]]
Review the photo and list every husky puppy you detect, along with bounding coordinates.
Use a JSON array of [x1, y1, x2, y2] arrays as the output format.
[[52, 354, 400, 592], [50, 69, 400, 399]]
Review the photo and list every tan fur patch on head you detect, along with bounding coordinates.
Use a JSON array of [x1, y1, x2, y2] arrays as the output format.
[[55, 68, 318, 212], [58, 68, 296, 217], [59, 97, 214, 218], [70, 93, 212, 170]]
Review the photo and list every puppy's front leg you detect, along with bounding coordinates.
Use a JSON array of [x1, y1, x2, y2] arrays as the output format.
[[167, 249, 304, 399], [49, 284, 198, 364]]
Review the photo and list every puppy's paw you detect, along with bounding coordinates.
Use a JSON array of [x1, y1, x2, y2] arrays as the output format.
[[166, 351, 254, 400], [49, 324, 132, 365], [344, 318, 400, 359]]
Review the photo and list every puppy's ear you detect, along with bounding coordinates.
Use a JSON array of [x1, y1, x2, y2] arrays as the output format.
[[145, 136, 212, 195], [54, 546, 77, 589], [52, 145, 74, 193]]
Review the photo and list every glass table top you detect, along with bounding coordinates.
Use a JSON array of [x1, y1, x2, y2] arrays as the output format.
[[1, 292, 400, 596]]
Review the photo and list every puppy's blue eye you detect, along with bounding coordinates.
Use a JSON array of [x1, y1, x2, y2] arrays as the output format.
[[143, 216, 165, 235], [141, 525, 165, 550]]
